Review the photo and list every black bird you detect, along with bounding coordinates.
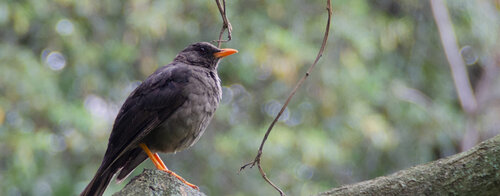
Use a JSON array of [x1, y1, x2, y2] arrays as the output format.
[[81, 42, 238, 196]]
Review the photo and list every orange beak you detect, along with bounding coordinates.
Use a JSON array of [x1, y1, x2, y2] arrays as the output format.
[[214, 48, 238, 58]]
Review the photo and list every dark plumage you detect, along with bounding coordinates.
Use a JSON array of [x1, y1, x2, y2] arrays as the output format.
[[81, 42, 238, 196]]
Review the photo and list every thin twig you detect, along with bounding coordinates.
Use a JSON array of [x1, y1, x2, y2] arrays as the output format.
[[430, 0, 479, 151], [430, 0, 477, 114], [214, 0, 232, 47], [239, 1, 333, 195]]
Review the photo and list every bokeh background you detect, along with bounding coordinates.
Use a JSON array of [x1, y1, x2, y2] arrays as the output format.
[[1, 0, 500, 195]]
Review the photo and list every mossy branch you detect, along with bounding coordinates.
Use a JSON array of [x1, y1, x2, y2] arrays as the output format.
[[319, 134, 500, 196]]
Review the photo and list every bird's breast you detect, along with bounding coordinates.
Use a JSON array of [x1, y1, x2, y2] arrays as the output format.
[[144, 70, 221, 153]]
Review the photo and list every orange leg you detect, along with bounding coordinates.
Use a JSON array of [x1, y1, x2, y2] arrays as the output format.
[[139, 143, 199, 190], [153, 153, 167, 170]]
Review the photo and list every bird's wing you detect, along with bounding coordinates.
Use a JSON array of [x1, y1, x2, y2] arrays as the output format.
[[100, 64, 191, 174]]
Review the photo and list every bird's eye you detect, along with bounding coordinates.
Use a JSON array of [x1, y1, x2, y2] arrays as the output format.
[[200, 47, 206, 52]]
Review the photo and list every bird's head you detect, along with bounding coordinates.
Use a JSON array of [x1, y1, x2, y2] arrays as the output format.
[[174, 42, 238, 69]]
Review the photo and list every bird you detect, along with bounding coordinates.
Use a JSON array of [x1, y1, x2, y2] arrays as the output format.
[[80, 42, 238, 196]]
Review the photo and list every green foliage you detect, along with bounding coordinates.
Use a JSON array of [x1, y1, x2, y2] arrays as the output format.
[[0, 0, 499, 195]]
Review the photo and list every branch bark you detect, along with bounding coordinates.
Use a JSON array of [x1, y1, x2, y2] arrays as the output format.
[[114, 135, 500, 195], [319, 134, 500, 196], [113, 169, 206, 196]]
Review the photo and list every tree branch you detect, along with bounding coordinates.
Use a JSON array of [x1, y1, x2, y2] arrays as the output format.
[[318, 134, 500, 196], [115, 134, 500, 196], [430, 0, 477, 114], [430, 0, 480, 151], [114, 169, 206, 196], [239, 1, 333, 195], [214, 0, 232, 47]]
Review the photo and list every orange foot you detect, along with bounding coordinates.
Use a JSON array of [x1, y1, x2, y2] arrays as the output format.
[[139, 143, 199, 190]]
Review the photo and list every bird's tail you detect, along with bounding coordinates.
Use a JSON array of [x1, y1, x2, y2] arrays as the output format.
[[80, 166, 114, 196]]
